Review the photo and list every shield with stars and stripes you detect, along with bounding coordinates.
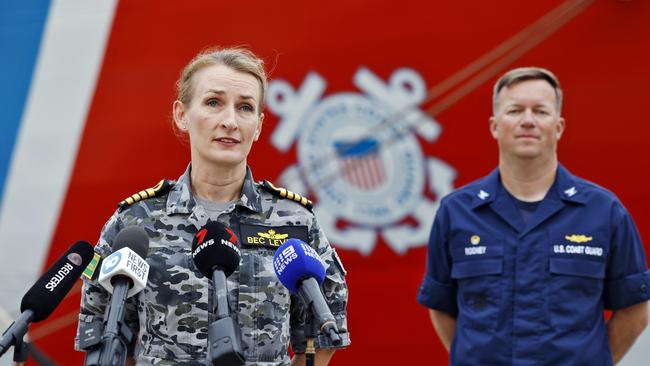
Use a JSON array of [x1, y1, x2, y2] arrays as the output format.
[[334, 138, 386, 190]]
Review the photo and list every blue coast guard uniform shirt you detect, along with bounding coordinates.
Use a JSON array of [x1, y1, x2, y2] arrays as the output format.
[[417, 164, 650, 365]]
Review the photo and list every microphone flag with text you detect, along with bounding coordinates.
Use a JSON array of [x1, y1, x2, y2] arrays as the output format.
[[273, 238, 342, 345], [80, 226, 150, 366], [192, 220, 245, 366], [0, 241, 95, 357]]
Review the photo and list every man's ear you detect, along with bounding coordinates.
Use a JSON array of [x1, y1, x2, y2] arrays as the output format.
[[489, 116, 498, 139], [556, 117, 566, 140], [172, 100, 188, 132]]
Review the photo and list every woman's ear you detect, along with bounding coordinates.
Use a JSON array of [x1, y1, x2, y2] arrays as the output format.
[[254, 113, 265, 141], [173, 100, 188, 131]]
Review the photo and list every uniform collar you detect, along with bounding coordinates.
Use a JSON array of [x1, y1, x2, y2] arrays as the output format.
[[471, 163, 587, 209], [470, 168, 500, 209], [554, 164, 588, 205], [166, 163, 263, 215], [240, 167, 264, 213], [471, 163, 588, 234]]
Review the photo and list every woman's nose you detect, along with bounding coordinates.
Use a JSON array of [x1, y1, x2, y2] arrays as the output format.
[[219, 106, 238, 130]]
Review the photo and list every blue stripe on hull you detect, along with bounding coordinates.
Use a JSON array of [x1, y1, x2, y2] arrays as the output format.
[[0, 0, 51, 205]]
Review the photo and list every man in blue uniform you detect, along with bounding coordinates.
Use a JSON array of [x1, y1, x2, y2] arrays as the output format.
[[417, 67, 650, 365]]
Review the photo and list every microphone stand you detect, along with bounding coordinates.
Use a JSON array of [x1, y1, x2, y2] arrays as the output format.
[[12, 337, 27, 366], [0, 310, 34, 359], [82, 282, 133, 366], [0, 310, 55, 365], [9, 337, 57, 366], [304, 310, 316, 366], [297, 283, 342, 366], [207, 269, 244, 366]]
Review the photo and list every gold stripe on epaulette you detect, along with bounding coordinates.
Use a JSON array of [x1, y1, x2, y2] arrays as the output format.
[[261, 180, 313, 210], [118, 179, 173, 211]]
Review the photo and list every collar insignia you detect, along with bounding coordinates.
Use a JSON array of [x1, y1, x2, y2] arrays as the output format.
[[477, 190, 490, 200], [564, 186, 578, 197]]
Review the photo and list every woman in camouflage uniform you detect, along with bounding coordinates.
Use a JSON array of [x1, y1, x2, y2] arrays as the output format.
[[77, 47, 350, 365]]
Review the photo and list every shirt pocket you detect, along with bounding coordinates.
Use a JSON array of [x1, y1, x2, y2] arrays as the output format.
[[238, 248, 291, 363], [547, 257, 605, 331], [142, 239, 209, 360], [451, 257, 504, 331]]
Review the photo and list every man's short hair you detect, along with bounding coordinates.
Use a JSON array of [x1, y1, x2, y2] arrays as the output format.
[[492, 67, 563, 114]]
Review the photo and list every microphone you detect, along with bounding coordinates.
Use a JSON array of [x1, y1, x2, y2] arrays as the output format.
[[97, 227, 150, 298], [0, 241, 94, 357], [191, 220, 244, 366], [273, 239, 341, 345], [81, 226, 150, 366], [192, 221, 240, 279]]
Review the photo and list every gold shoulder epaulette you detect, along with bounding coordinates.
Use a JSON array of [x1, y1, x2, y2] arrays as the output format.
[[261, 180, 313, 210], [117, 179, 173, 211]]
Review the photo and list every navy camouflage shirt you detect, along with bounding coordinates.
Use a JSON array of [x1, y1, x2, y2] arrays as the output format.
[[77, 165, 350, 365]]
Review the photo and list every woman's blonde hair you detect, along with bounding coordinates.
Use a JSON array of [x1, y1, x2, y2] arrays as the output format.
[[176, 46, 267, 111]]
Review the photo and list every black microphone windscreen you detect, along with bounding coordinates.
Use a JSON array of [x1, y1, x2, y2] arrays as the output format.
[[20, 241, 94, 322], [112, 226, 150, 258], [191, 221, 241, 278]]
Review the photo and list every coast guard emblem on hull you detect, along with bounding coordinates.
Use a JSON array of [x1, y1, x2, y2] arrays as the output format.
[[267, 67, 456, 255]]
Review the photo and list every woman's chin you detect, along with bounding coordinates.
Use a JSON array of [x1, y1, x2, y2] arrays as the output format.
[[203, 153, 246, 168]]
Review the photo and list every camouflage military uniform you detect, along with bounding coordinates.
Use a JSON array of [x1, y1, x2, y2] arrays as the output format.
[[77, 165, 350, 365]]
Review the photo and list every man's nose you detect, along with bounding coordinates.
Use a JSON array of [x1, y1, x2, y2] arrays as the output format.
[[520, 109, 536, 127]]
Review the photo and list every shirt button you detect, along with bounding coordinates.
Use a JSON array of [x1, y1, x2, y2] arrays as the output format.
[[641, 284, 648, 293]]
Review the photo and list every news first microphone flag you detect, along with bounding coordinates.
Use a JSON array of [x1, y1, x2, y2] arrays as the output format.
[[98, 247, 150, 298]]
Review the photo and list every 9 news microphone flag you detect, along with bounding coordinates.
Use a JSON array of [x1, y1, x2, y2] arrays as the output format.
[[273, 239, 341, 345]]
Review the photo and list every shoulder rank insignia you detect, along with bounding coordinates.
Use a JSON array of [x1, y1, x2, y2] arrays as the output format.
[[261, 180, 313, 210], [117, 179, 173, 211]]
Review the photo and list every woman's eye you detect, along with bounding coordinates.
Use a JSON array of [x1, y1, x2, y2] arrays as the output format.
[[240, 104, 254, 112]]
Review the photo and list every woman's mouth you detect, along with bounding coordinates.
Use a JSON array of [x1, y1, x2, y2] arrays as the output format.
[[214, 137, 240, 146]]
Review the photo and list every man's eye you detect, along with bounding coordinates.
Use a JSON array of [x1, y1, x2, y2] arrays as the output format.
[[506, 109, 520, 115], [206, 99, 219, 107]]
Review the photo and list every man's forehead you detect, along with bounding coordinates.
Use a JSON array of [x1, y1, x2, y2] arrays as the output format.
[[498, 79, 557, 104]]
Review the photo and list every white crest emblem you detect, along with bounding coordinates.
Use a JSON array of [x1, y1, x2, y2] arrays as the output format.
[[564, 186, 577, 197], [267, 67, 456, 255]]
